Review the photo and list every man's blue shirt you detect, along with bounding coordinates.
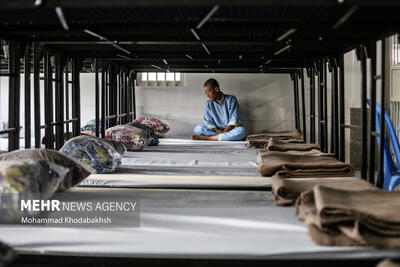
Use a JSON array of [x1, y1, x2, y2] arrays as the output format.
[[203, 93, 240, 130]]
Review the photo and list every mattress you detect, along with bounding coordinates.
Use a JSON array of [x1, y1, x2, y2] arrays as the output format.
[[120, 138, 258, 175], [80, 138, 260, 188], [1, 187, 398, 260]]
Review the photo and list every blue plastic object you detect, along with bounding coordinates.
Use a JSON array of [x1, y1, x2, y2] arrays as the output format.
[[367, 99, 400, 190]]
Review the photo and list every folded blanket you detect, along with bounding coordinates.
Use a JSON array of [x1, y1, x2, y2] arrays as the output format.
[[266, 138, 320, 152], [258, 151, 355, 177], [271, 176, 376, 206], [246, 130, 302, 148], [296, 186, 400, 248]]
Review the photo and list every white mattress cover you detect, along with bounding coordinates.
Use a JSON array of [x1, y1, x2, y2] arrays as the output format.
[[1, 188, 399, 260], [81, 138, 260, 188]]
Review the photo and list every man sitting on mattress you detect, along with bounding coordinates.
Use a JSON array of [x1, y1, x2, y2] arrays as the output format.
[[191, 78, 246, 141]]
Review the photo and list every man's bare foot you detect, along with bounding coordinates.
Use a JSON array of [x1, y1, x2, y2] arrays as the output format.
[[191, 134, 201, 140], [191, 134, 219, 141]]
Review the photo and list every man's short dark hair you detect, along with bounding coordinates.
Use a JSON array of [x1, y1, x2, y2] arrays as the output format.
[[204, 78, 219, 89]]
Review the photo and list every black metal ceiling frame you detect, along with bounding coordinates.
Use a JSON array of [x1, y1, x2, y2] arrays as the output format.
[[1, 2, 399, 72]]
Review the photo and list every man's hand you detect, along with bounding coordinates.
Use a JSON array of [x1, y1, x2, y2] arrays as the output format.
[[222, 125, 235, 133], [213, 125, 234, 134]]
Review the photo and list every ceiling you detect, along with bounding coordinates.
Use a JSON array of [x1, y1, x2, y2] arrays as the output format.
[[0, 0, 399, 73]]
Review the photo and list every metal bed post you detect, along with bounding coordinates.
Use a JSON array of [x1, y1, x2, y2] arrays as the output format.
[[339, 54, 345, 162], [24, 43, 31, 149], [101, 59, 106, 138], [360, 45, 368, 180], [368, 42, 377, 185], [114, 66, 119, 126], [44, 51, 54, 149], [300, 68, 306, 142], [125, 69, 129, 123], [120, 67, 125, 124], [318, 59, 324, 150], [106, 64, 110, 127], [323, 57, 328, 153], [328, 59, 334, 154], [127, 70, 133, 122], [292, 72, 300, 130], [33, 43, 41, 148], [132, 71, 136, 120], [8, 41, 21, 151], [117, 67, 121, 125], [378, 38, 386, 189], [309, 66, 316, 143], [72, 57, 81, 137], [95, 58, 100, 137], [65, 60, 70, 139], [55, 53, 64, 150], [108, 64, 114, 127], [331, 58, 339, 159], [121, 69, 127, 124]]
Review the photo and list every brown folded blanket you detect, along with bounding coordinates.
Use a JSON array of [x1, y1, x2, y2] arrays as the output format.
[[259, 148, 328, 156], [266, 138, 321, 152], [271, 176, 376, 206], [296, 186, 400, 248], [258, 151, 355, 177], [246, 130, 302, 148]]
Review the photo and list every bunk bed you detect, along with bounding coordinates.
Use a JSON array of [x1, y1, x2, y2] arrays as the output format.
[[0, 1, 400, 266]]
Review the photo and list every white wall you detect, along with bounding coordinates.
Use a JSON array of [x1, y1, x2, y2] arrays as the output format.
[[135, 73, 295, 137], [0, 47, 380, 157]]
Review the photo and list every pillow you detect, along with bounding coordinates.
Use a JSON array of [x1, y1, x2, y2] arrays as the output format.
[[133, 116, 170, 134], [0, 159, 69, 223], [80, 131, 126, 155], [0, 149, 94, 192], [105, 125, 148, 151], [60, 135, 122, 174], [125, 122, 160, 146]]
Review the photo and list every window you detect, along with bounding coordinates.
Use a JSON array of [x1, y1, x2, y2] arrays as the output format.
[[136, 72, 184, 87]]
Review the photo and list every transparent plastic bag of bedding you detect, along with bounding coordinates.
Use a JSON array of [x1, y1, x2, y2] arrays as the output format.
[[59, 135, 122, 173], [125, 122, 160, 146], [105, 125, 148, 151], [0, 159, 69, 223]]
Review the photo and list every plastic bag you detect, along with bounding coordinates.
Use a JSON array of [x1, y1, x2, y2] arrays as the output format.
[[133, 116, 170, 135], [81, 119, 109, 134], [0, 159, 69, 222], [126, 122, 159, 146], [0, 149, 94, 192], [105, 125, 148, 151], [60, 135, 122, 173], [102, 138, 127, 155]]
